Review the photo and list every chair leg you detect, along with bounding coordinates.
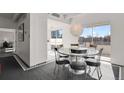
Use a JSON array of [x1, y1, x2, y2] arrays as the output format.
[[99, 67, 102, 76], [96, 67, 100, 80], [88, 66, 91, 75], [92, 67, 97, 76], [98, 67, 102, 80], [85, 67, 87, 80], [96, 67, 102, 80]]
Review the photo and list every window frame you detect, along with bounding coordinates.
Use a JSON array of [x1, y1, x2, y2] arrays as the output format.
[[51, 29, 63, 39], [80, 23, 111, 45]]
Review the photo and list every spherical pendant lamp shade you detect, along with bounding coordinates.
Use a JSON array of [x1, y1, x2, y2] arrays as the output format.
[[70, 24, 83, 37]]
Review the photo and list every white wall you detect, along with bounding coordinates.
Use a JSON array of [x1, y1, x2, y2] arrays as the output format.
[[16, 14, 30, 66], [30, 13, 47, 66], [48, 19, 78, 48], [0, 16, 15, 29], [71, 13, 124, 79], [16, 13, 48, 67]]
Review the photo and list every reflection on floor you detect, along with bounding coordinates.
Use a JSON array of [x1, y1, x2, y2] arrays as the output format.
[[0, 56, 119, 80]]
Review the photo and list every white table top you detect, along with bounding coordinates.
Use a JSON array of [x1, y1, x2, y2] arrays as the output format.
[[58, 47, 99, 57]]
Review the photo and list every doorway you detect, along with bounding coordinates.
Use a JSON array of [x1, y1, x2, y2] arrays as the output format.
[[0, 28, 16, 53]]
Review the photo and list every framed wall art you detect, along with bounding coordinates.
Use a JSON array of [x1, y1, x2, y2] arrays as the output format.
[[18, 23, 24, 42]]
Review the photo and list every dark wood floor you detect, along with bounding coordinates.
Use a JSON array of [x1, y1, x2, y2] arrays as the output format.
[[0, 56, 119, 80]]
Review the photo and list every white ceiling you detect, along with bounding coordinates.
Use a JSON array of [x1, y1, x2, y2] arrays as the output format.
[[48, 13, 82, 24], [0, 13, 82, 23], [60, 13, 81, 19], [0, 13, 81, 19]]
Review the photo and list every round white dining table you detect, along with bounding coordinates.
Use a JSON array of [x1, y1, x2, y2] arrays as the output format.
[[58, 47, 99, 75], [58, 47, 99, 57]]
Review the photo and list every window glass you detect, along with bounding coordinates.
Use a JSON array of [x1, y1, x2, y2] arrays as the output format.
[[79, 24, 111, 57], [93, 25, 111, 45], [80, 27, 92, 42], [51, 30, 63, 38]]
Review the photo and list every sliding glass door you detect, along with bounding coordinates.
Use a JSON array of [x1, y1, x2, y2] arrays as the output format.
[[80, 24, 111, 57]]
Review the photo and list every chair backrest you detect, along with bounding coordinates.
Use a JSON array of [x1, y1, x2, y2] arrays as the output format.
[[98, 48, 103, 56], [54, 48, 59, 61], [71, 49, 87, 54], [97, 48, 103, 61], [70, 44, 79, 47], [54, 47, 58, 51], [89, 44, 97, 49]]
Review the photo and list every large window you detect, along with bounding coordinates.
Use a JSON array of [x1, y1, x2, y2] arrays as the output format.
[[80, 24, 111, 57], [80, 27, 93, 43], [50, 29, 63, 49], [92, 25, 111, 45], [80, 25, 111, 45], [51, 30, 63, 38]]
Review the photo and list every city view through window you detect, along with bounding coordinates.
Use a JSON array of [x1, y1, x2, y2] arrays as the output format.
[[79, 25, 111, 57]]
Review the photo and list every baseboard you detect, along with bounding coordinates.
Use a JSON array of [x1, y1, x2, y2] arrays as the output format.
[[13, 53, 54, 71]]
